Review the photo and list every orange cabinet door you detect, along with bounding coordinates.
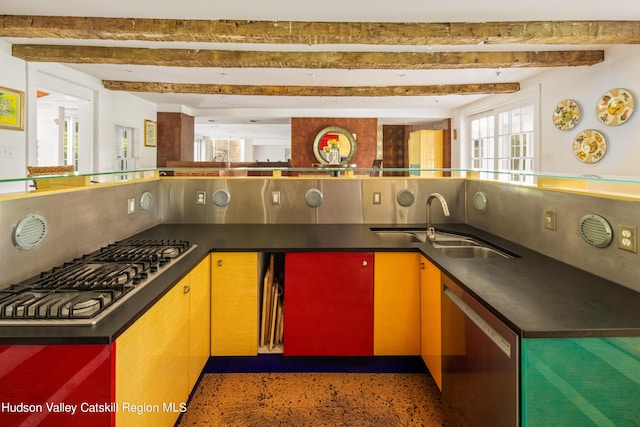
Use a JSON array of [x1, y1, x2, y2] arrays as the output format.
[[421, 255, 442, 390], [373, 252, 421, 355]]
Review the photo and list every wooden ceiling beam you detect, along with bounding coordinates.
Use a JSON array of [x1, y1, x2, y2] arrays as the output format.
[[1, 16, 638, 45], [12, 45, 604, 69], [102, 81, 520, 96]]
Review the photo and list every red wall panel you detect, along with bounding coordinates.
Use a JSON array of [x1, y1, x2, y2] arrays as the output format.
[[290, 118, 378, 169]]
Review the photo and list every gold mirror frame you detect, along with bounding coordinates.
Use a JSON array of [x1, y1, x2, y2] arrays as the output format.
[[312, 126, 357, 164]]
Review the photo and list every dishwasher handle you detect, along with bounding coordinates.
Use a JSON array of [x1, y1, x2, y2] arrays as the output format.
[[443, 286, 512, 358]]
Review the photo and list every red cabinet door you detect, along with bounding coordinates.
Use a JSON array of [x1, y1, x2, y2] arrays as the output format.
[[284, 252, 374, 356], [0, 343, 115, 427]]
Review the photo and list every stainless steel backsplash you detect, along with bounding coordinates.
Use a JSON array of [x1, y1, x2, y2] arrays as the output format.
[[466, 180, 640, 293], [159, 178, 465, 225], [0, 181, 162, 286], [2, 177, 638, 293]]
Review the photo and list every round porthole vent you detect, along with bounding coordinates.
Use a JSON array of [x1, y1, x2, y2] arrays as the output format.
[[140, 191, 154, 212], [13, 214, 48, 250], [579, 214, 613, 248], [396, 189, 416, 207], [473, 192, 488, 212], [305, 188, 323, 207], [212, 189, 231, 207]]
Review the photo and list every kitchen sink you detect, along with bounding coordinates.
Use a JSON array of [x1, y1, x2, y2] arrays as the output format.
[[372, 229, 427, 243], [371, 228, 515, 259], [432, 231, 514, 258], [436, 245, 511, 259]]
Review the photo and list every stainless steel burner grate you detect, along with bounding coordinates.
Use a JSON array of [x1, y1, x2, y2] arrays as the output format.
[[0, 239, 195, 325]]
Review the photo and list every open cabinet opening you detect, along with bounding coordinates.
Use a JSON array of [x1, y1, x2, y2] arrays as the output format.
[[259, 253, 285, 354]]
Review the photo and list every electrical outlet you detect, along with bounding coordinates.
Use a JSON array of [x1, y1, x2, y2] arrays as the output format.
[[271, 191, 281, 205], [373, 192, 381, 204], [618, 224, 637, 253], [543, 209, 556, 230], [0, 146, 13, 159], [127, 198, 136, 214], [196, 191, 206, 205]]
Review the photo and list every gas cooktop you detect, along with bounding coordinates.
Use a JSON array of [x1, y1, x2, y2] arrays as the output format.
[[0, 239, 196, 325]]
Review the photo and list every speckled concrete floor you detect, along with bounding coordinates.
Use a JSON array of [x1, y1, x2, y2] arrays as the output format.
[[178, 373, 446, 426]]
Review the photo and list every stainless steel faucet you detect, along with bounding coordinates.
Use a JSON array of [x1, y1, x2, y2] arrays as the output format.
[[426, 193, 450, 241]]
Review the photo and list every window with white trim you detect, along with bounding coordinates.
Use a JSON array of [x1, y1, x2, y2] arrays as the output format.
[[470, 112, 494, 171], [469, 102, 535, 183]]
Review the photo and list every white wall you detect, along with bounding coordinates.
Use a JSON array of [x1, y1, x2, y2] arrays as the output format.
[[34, 103, 61, 165], [0, 41, 157, 189], [0, 41, 28, 193], [453, 45, 640, 178], [97, 88, 157, 172], [253, 139, 291, 162], [536, 45, 640, 177]]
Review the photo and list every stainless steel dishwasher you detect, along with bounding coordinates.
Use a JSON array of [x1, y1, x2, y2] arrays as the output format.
[[441, 274, 519, 427]]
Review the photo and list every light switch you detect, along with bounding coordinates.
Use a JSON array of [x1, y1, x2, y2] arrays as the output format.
[[271, 191, 281, 205], [128, 198, 136, 214], [373, 192, 381, 204]]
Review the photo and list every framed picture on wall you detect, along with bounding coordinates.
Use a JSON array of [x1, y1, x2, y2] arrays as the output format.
[[144, 119, 157, 147], [0, 86, 25, 131]]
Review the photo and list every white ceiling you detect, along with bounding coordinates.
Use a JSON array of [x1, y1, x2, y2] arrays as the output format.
[[3, 1, 639, 141]]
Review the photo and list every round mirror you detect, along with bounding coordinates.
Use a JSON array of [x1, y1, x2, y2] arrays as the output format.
[[312, 126, 357, 164]]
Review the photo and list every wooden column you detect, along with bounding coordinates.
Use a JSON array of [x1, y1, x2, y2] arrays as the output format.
[[157, 112, 194, 167], [382, 125, 412, 176]]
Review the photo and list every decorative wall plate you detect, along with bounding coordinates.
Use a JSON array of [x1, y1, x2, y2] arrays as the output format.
[[552, 99, 581, 131], [573, 130, 607, 164], [596, 88, 635, 126]]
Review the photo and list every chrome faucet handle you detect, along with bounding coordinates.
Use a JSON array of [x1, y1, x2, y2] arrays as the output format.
[[427, 226, 436, 242]]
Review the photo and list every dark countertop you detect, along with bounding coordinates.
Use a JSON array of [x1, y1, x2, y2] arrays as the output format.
[[2, 223, 640, 344]]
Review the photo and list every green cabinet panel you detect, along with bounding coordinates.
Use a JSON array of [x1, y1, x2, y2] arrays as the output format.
[[522, 337, 640, 427]]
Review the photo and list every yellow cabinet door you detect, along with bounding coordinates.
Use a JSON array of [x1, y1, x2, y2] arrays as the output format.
[[408, 130, 443, 177], [116, 277, 190, 427], [188, 255, 211, 389], [373, 252, 421, 355], [211, 252, 259, 356], [420, 255, 442, 390]]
